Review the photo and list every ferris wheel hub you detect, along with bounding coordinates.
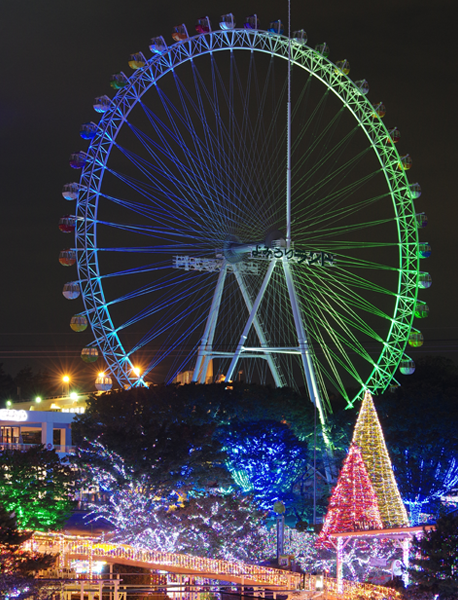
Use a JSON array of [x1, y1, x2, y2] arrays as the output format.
[[223, 230, 287, 264]]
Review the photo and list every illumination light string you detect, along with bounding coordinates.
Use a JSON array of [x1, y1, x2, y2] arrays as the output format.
[[220, 421, 308, 510], [75, 42, 418, 389], [399, 450, 458, 525], [78, 441, 265, 560]]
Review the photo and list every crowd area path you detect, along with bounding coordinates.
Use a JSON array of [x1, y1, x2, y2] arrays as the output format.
[[30, 532, 402, 600]]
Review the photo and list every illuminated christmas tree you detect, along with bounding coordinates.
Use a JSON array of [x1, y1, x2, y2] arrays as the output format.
[[352, 390, 409, 528], [316, 444, 383, 548]]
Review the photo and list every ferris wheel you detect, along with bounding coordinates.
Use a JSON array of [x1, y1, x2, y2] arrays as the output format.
[[59, 13, 431, 418]]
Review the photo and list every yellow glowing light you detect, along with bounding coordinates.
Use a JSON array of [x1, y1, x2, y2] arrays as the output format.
[[62, 375, 70, 383], [133, 367, 141, 377], [352, 391, 409, 528], [98, 372, 105, 378], [35, 397, 42, 403], [70, 392, 78, 401]]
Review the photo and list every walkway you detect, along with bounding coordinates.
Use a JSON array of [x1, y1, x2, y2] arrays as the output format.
[[30, 532, 401, 600]]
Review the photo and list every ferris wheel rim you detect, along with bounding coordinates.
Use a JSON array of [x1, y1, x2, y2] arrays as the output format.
[[72, 27, 420, 397]]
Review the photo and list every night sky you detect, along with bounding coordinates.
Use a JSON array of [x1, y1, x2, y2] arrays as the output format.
[[0, 0, 456, 391]]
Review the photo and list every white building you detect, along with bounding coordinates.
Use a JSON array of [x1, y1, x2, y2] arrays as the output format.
[[0, 395, 89, 455]]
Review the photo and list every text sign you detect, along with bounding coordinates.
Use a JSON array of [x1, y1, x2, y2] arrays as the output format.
[[0, 409, 28, 422], [251, 245, 336, 266]]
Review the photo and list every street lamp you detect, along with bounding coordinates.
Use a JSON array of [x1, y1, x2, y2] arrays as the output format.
[[62, 375, 70, 397], [35, 397, 42, 404], [273, 501, 286, 565]]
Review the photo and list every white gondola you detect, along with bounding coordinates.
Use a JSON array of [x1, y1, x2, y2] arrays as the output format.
[[292, 30, 307, 45], [95, 375, 113, 391], [399, 359, 415, 375], [62, 183, 80, 201], [150, 36, 167, 53], [62, 283, 81, 300], [93, 95, 111, 113], [355, 79, 370, 95], [418, 272, 432, 289], [219, 13, 235, 30]]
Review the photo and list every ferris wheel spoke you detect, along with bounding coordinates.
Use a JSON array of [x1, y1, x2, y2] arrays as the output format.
[[94, 219, 204, 242], [229, 61, 288, 223], [113, 145, 224, 225], [190, 63, 230, 212], [199, 66, 284, 228], [102, 269, 215, 307], [161, 72, 262, 227], [266, 88, 339, 189], [125, 119, 227, 218], [297, 278, 386, 352], [171, 70, 253, 226], [89, 262, 172, 282], [328, 267, 396, 296], [93, 245, 216, 253], [112, 273, 217, 335], [310, 240, 398, 252], [140, 93, 245, 226], [294, 144, 373, 212], [297, 267, 391, 333], [294, 173, 384, 228], [177, 56, 286, 227], [303, 303, 377, 386], [293, 108, 351, 186], [96, 187, 197, 227], [129, 276, 224, 354], [105, 163, 209, 232], [297, 268, 392, 322], [304, 314, 365, 398], [300, 216, 394, 242], [331, 255, 399, 272], [307, 325, 352, 401]]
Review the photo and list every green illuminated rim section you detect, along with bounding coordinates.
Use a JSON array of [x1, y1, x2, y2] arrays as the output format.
[[73, 28, 420, 405]]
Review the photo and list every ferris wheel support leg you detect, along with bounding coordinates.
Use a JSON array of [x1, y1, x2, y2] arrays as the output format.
[[225, 260, 277, 383], [282, 260, 332, 448], [192, 263, 228, 383], [233, 266, 285, 388]]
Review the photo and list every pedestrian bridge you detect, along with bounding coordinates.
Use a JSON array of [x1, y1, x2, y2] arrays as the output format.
[[31, 532, 400, 600]]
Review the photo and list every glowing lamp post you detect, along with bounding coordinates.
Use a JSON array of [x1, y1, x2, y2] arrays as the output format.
[[273, 500, 286, 564], [62, 375, 70, 397]]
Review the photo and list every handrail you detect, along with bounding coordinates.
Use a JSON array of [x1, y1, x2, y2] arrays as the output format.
[[29, 532, 401, 599]]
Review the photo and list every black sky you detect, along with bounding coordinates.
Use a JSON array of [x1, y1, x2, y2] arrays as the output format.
[[0, 0, 456, 389]]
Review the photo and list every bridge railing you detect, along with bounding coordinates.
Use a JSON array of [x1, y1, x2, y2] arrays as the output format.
[[30, 532, 402, 600], [31, 533, 302, 587]]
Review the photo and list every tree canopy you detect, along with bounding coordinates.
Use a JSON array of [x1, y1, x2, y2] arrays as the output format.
[[72, 383, 324, 508], [0, 504, 56, 599], [0, 446, 75, 530], [409, 513, 458, 598], [218, 419, 308, 511]]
